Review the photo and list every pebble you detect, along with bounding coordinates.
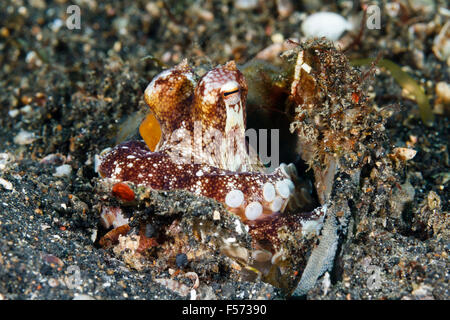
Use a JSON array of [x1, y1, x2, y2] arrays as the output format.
[[412, 49, 425, 70], [271, 33, 284, 44], [434, 80, 449, 114], [176, 253, 189, 268], [411, 283, 434, 300], [8, 109, 19, 118], [145, 2, 160, 18], [13, 130, 36, 145], [0, 27, 9, 38], [90, 229, 97, 243], [433, 21, 450, 64], [94, 154, 102, 173], [48, 278, 59, 287], [301, 12, 353, 41], [439, 7, 450, 16], [20, 105, 33, 115], [0, 153, 13, 171], [40, 153, 65, 165], [276, 0, 294, 19], [409, 0, 435, 15], [393, 147, 417, 161], [196, 7, 214, 22], [321, 272, 331, 295], [49, 19, 64, 33], [435, 82, 450, 105], [29, 0, 45, 9], [18, 6, 28, 16], [234, 0, 258, 10], [25, 51, 42, 67], [42, 253, 64, 267], [255, 39, 298, 61], [53, 164, 72, 177], [145, 223, 155, 238], [113, 17, 129, 36], [73, 294, 96, 300], [0, 177, 13, 190], [386, 2, 401, 17]]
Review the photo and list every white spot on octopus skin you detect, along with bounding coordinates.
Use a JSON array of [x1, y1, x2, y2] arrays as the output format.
[[225, 189, 244, 208], [195, 170, 203, 177], [245, 201, 263, 220]]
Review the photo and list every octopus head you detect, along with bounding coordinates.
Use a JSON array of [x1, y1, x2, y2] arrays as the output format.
[[144, 59, 196, 126], [194, 61, 248, 135]]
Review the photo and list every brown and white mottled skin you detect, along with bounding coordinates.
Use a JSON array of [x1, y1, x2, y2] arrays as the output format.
[[99, 61, 304, 224], [143, 60, 195, 144]]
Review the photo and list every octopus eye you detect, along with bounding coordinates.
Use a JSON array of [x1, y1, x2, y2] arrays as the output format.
[[220, 81, 241, 105], [223, 88, 240, 97]]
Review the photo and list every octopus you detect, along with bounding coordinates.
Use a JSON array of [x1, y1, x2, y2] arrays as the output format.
[[95, 40, 402, 298], [99, 60, 316, 230], [96, 54, 334, 295]]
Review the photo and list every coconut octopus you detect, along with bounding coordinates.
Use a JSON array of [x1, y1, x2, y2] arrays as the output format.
[[98, 59, 321, 238], [96, 40, 398, 297], [96, 56, 327, 293]]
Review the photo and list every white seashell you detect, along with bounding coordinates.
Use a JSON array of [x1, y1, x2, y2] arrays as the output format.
[[301, 12, 353, 41]]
